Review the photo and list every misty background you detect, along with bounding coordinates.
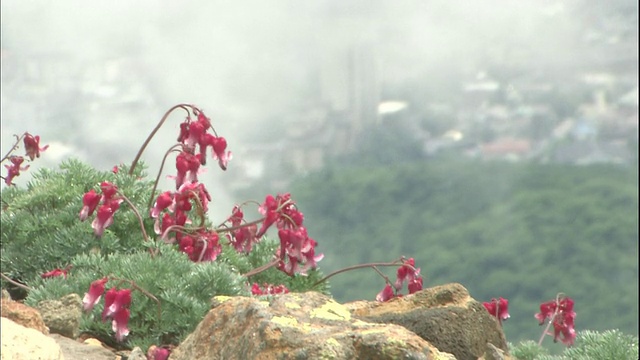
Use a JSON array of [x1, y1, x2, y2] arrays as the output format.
[[2, 0, 638, 346]]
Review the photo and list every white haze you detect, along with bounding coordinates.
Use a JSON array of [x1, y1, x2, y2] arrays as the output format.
[[1, 0, 636, 219]]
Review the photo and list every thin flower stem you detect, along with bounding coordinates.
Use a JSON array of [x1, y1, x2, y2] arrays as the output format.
[[538, 308, 559, 346], [147, 145, 182, 210], [110, 276, 162, 324], [129, 104, 192, 176], [312, 258, 408, 288], [0, 272, 32, 292], [242, 259, 280, 278], [0, 133, 25, 164], [215, 218, 264, 234], [116, 191, 149, 243]]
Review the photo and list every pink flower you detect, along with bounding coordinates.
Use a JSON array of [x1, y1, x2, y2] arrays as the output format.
[[101, 287, 119, 321], [79, 189, 101, 221], [112, 307, 130, 342], [147, 345, 170, 360], [394, 258, 423, 294], [100, 181, 119, 201], [483, 297, 510, 324], [191, 231, 221, 262], [535, 296, 576, 347], [41, 268, 68, 279], [251, 283, 289, 296], [106, 289, 132, 319], [91, 201, 120, 237], [376, 284, 396, 302], [150, 191, 174, 218], [23, 133, 49, 161], [83, 277, 109, 311], [4, 156, 30, 185], [211, 136, 231, 170]]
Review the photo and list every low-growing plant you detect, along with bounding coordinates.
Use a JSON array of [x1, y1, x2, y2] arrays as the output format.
[[509, 329, 639, 360]]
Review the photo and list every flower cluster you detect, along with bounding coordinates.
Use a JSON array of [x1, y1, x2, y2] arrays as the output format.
[[483, 297, 510, 325], [151, 183, 222, 262], [224, 205, 258, 254], [536, 296, 576, 346], [376, 258, 424, 302], [256, 193, 323, 276], [251, 283, 290, 296], [79, 181, 123, 237], [2, 132, 49, 185], [175, 109, 231, 181], [83, 277, 132, 342]]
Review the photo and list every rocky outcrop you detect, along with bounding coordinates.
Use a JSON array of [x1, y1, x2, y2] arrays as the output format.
[[1, 317, 64, 360], [170, 283, 511, 360], [1, 296, 49, 334], [170, 291, 456, 360], [346, 283, 509, 360]]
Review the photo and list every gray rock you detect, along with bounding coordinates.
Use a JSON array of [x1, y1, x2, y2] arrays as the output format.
[[37, 293, 83, 339], [50, 334, 118, 360], [128, 347, 147, 360]]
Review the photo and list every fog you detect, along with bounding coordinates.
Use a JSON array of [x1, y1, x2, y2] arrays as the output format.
[[1, 0, 637, 214]]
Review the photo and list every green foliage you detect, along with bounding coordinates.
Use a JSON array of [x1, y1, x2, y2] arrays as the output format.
[[1, 159, 156, 289], [509, 340, 549, 360], [2, 157, 328, 350], [288, 159, 638, 343], [510, 330, 639, 360], [25, 242, 247, 350]]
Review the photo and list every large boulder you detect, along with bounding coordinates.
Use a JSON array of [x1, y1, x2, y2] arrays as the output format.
[[346, 283, 509, 360], [169, 291, 455, 360], [1, 317, 64, 360]]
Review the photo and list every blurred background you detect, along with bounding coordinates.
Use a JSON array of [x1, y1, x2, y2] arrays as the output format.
[[2, 0, 637, 349]]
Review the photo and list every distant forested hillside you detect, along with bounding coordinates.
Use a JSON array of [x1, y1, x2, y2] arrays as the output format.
[[286, 160, 638, 344]]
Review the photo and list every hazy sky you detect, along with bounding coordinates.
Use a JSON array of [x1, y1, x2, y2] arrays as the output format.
[[1, 0, 637, 216]]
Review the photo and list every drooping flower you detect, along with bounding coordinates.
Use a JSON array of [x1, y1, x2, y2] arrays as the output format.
[[106, 288, 132, 319], [211, 136, 231, 170], [23, 133, 49, 160], [150, 191, 174, 218], [483, 297, 510, 324], [83, 277, 109, 311], [535, 296, 576, 347], [112, 307, 130, 342], [101, 287, 119, 321], [79, 189, 101, 221], [147, 345, 170, 360], [394, 258, 423, 294], [41, 267, 69, 279], [100, 181, 119, 201], [191, 230, 221, 262], [91, 201, 120, 237], [3, 156, 30, 185], [376, 284, 396, 302]]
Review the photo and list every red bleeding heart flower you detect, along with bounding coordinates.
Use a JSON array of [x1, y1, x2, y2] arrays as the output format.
[[483, 297, 510, 325], [3, 156, 30, 185], [535, 296, 576, 346], [23, 133, 49, 161], [82, 277, 108, 311]]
